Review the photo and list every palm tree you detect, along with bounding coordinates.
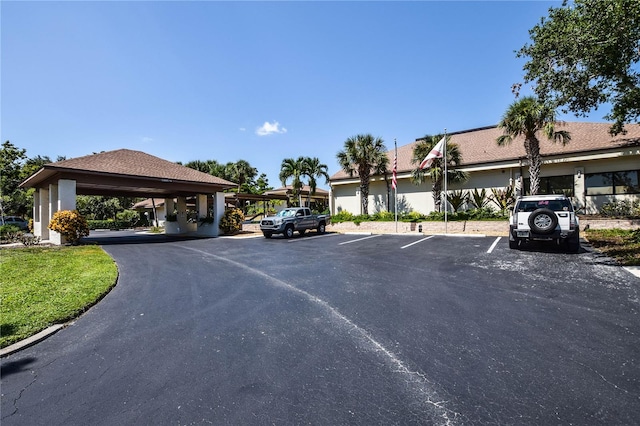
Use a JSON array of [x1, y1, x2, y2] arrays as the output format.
[[303, 157, 330, 209], [183, 160, 211, 173], [496, 96, 571, 195], [411, 134, 467, 212], [226, 160, 257, 194], [336, 134, 388, 215], [279, 157, 307, 206], [184, 159, 228, 179]]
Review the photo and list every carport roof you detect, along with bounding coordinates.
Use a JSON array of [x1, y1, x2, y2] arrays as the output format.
[[20, 149, 237, 197]]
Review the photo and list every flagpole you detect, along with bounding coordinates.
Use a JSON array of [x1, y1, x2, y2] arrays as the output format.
[[444, 129, 448, 234], [394, 139, 398, 233]]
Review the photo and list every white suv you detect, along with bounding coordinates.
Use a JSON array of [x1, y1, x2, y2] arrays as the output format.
[[509, 195, 580, 252]]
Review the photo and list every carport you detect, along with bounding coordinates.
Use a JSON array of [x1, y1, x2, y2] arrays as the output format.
[[19, 149, 236, 244]]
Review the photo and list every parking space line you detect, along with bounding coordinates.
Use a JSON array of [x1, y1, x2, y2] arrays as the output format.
[[487, 237, 501, 253], [401, 235, 436, 249], [287, 233, 338, 243], [338, 234, 382, 245]]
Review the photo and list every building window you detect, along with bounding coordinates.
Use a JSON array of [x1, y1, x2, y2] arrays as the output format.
[[523, 175, 574, 196], [585, 170, 640, 195]]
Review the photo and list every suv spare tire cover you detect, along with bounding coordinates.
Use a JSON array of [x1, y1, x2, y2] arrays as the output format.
[[528, 208, 558, 234]]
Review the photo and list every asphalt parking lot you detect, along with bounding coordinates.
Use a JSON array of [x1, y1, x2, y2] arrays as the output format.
[[2, 232, 639, 425]]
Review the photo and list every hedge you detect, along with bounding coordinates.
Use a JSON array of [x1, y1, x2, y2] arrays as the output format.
[[87, 220, 133, 230]]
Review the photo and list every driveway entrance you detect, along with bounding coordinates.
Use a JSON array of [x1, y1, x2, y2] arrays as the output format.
[[2, 235, 639, 425]]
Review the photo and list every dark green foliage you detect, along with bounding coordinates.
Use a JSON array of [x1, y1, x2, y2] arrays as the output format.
[[0, 224, 22, 242], [447, 190, 468, 212], [87, 220, 134, 230], [411, 135, 468, 212], [490, 185, 516, 214], [337, 134, 388, 215], [599, 200, 640, 218], [331, 211, 356, 223], [469, 188, 491, 209], [331, 207, 506, 224], [496, 97, 570, 195], [518, 0, 640, 135]]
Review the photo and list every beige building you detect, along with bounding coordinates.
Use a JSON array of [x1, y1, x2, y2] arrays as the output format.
[[329, 122, 640, 215]]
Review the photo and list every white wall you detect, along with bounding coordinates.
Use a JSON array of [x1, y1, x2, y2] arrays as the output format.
[[331, 153, 640, 216]]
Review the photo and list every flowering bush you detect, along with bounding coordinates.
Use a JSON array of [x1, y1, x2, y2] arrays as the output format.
[[48, 210, 90, 244], [219, 208, 244, 235]]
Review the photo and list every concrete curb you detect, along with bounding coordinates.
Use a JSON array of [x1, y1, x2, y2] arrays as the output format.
[[623, 266, 640, 279], [1, 323, 70, 358]]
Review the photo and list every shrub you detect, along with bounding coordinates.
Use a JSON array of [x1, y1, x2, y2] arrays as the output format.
[[371, 211, 395, 221], [87, 220, 129, 230], [0, 225, 22, 243], [199, 215, 214, 224], [19, 234, 40, 246], [48, 210, 90, 244], [331, 211, 356, 223], [424, 211, 445, 221], [465, 207, 505, 220], [352, 214, 370, 225], [600, 200, 640, 218], [447, 190, 468, 212], [490, 185, 515, 214], [469, 188, 491, 209], [116, 209, 139, 226], [219, 208, 244, 235], [400, 211, 425, 222]]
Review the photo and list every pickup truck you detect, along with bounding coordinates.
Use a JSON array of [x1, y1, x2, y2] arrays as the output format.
[[260, 207, 330, 238]]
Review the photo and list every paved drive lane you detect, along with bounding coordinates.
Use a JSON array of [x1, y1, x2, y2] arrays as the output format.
[[2, 233, 639, 425]]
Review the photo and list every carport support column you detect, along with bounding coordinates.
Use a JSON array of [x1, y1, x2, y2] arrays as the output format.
[[176, 196, 188, 229], [164, 198, 178, 234], [165, 198, 175, 221], [212, 192, 224, 236], [33, 188, 50, 240], [48, 183, 60, 244], [196, 194, 217, 236], [48, 179, 76, 245]]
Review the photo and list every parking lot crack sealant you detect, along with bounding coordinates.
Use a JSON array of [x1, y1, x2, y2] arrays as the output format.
[[178, 244, 461, 425]]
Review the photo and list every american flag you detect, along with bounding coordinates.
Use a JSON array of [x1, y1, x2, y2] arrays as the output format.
[[392, 150, 397, 190]]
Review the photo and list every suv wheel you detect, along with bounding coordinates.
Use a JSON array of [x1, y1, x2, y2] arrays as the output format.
[[528, 208, 558, 234]]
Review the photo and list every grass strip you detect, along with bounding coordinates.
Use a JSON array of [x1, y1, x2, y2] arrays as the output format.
[[0, 245, 118, 348], [585, 228, 640, 266]]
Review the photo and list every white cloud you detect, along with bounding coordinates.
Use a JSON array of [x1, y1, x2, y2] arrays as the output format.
[[141, 136, 154, 143], [256, 121, 287, 136], [239, 127, 246, 132]]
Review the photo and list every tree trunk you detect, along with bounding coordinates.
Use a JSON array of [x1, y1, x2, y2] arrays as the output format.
[[360, 181, 370, 215], [432, 178, 443, 212], [526, 137, 542, 195]]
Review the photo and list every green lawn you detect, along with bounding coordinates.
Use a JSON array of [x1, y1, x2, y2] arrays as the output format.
[[0, 245, 118, 348]]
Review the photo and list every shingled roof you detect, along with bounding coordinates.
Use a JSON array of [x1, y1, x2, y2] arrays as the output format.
[[330, 122, 640, 181], [21, 149, 237, 197], [43, 149, 235, 184]]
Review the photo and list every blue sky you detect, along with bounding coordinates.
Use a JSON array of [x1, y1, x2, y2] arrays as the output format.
[[1, 0, 600, 190]]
